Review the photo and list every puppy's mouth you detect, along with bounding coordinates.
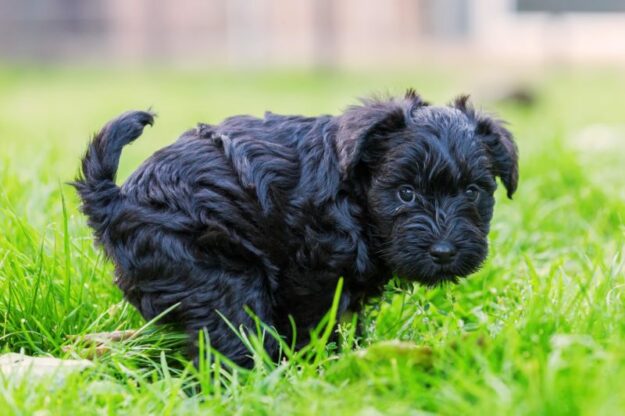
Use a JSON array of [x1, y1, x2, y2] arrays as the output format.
[[431, 263, 472, 285], [414, 268, 462, 287], [395, 257, 484, 287]]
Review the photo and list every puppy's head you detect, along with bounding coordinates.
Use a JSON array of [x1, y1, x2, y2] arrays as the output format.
[[337, 90, 518, 285]]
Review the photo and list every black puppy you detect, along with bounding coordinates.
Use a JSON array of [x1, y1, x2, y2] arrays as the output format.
[[74, 91, 518, 367]]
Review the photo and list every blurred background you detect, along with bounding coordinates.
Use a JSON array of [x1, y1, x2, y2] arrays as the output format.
[[2, 0, 625, 68]]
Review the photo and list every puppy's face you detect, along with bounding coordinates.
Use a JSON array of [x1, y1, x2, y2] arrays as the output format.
[[338, 92, 518, 285]]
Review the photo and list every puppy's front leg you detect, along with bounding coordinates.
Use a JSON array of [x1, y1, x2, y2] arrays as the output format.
[[181, 266, 280, 369]]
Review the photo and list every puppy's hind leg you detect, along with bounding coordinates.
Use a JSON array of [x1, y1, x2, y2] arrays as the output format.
[[105, 220, 277, 367], [101, 195, 280, 367]]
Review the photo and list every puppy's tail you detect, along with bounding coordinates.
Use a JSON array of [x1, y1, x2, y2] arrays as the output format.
[[72, 110, 154, 238]]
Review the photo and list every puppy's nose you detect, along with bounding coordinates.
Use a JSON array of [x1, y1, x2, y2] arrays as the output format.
[[429, 241, 457, 265]]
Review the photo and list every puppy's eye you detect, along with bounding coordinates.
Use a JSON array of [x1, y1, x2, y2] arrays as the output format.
[[465, 185, 480, 202], [398, 185, 415, 203]]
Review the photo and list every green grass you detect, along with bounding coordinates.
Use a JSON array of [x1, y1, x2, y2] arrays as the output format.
[[1, 66, 625, 415]]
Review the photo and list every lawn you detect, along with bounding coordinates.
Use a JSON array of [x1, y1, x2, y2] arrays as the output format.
[[1, 66, 624, 415]]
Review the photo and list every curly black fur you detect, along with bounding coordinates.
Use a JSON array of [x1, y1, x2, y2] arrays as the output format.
[[73, 91, 518, 367]]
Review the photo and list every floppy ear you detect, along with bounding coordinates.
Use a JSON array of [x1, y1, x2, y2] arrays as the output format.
[[476, 116, 519, 198], [336, 90, 426, 179], [453, 96, 519, 198]]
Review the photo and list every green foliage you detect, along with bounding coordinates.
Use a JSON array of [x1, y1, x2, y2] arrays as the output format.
[[0, 67, 624, 415]]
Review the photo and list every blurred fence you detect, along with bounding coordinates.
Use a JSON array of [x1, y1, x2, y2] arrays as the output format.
[[1, 0, 625, 67]]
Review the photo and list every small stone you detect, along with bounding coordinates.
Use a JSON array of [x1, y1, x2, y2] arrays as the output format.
[[0, 352, 93, 380]]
